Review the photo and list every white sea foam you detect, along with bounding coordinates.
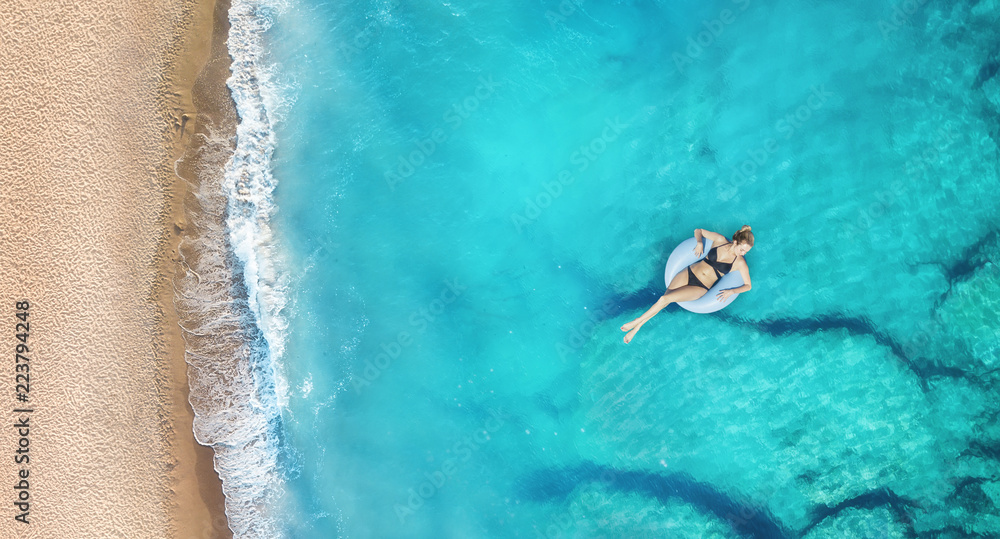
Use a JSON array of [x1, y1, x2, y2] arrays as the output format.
[[226, 0, 292, 376], [172, 0, 295, 537], [218, 0, 295, 535], [301, 373, 313, 398]]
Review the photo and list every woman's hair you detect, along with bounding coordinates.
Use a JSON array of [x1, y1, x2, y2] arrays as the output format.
[[732, 225, 754, 247]]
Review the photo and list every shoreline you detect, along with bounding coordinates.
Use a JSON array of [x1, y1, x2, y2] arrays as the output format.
[[164, 0, 237, 537], [173, 0, 291, 534], [0, 0, 233, 536]]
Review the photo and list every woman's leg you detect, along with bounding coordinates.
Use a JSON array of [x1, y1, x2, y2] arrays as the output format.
[[620, 267, 700, 333], [621, 285, 706, 343]]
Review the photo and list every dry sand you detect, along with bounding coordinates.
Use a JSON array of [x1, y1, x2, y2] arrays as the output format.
[[0, 0, 233, 537]]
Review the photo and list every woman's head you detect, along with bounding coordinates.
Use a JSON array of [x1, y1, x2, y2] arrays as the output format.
[[732, 225, 754, 255]]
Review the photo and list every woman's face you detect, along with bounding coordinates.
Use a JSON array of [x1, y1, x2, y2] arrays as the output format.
[[735, 241, 752, 256]]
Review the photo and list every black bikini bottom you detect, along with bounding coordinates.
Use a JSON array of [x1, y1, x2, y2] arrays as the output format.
[[687, 267, 711, 290]]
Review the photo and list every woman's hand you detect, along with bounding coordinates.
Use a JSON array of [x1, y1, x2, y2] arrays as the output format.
[[693, 242, 704, 257], [716, 289, 737, 302]]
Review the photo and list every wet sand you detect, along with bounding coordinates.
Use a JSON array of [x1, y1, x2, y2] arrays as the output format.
[[0, 0, 233, 537]]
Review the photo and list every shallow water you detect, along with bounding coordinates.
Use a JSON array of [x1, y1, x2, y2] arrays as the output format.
[[205, 0, 1000, 536]]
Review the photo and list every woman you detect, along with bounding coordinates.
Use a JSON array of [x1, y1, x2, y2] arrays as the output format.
[[621, 225, 754, 344]]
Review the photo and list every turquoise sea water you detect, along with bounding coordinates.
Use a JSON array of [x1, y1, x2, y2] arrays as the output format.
[[201, 0, 1000, 536]]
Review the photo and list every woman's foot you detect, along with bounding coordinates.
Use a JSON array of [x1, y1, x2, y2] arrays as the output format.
[[620, 319, 640, 332], [623, 325, 641, 344]]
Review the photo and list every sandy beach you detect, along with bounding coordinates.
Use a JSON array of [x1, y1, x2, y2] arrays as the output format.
[[0, 0, 232, 537]]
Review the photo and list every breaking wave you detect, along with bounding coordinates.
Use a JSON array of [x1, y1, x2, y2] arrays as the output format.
[[174, 0, 293, 536]]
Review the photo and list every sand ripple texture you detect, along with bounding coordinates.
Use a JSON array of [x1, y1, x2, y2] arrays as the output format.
[[0, 0, 199, 537]]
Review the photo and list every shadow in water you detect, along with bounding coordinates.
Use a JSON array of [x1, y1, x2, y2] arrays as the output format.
[[525, 463, 929, 538], [719, 312, 977, 391], [523, 462, 792, 539], [590, 230, 996, 391], [801, 488, 919, 537]]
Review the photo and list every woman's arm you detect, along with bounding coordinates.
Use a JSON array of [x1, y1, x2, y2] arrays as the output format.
[[716, 259, 752, 300], [732, 260, 751, 292], [694, 229, 726, 256], [695, 228, 727, 245]]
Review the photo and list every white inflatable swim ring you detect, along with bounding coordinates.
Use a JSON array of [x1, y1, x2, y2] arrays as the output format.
[[664, 237, 744, 314]]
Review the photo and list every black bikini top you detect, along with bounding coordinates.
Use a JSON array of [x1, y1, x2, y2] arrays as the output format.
[[704, 242, 736, 276]]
